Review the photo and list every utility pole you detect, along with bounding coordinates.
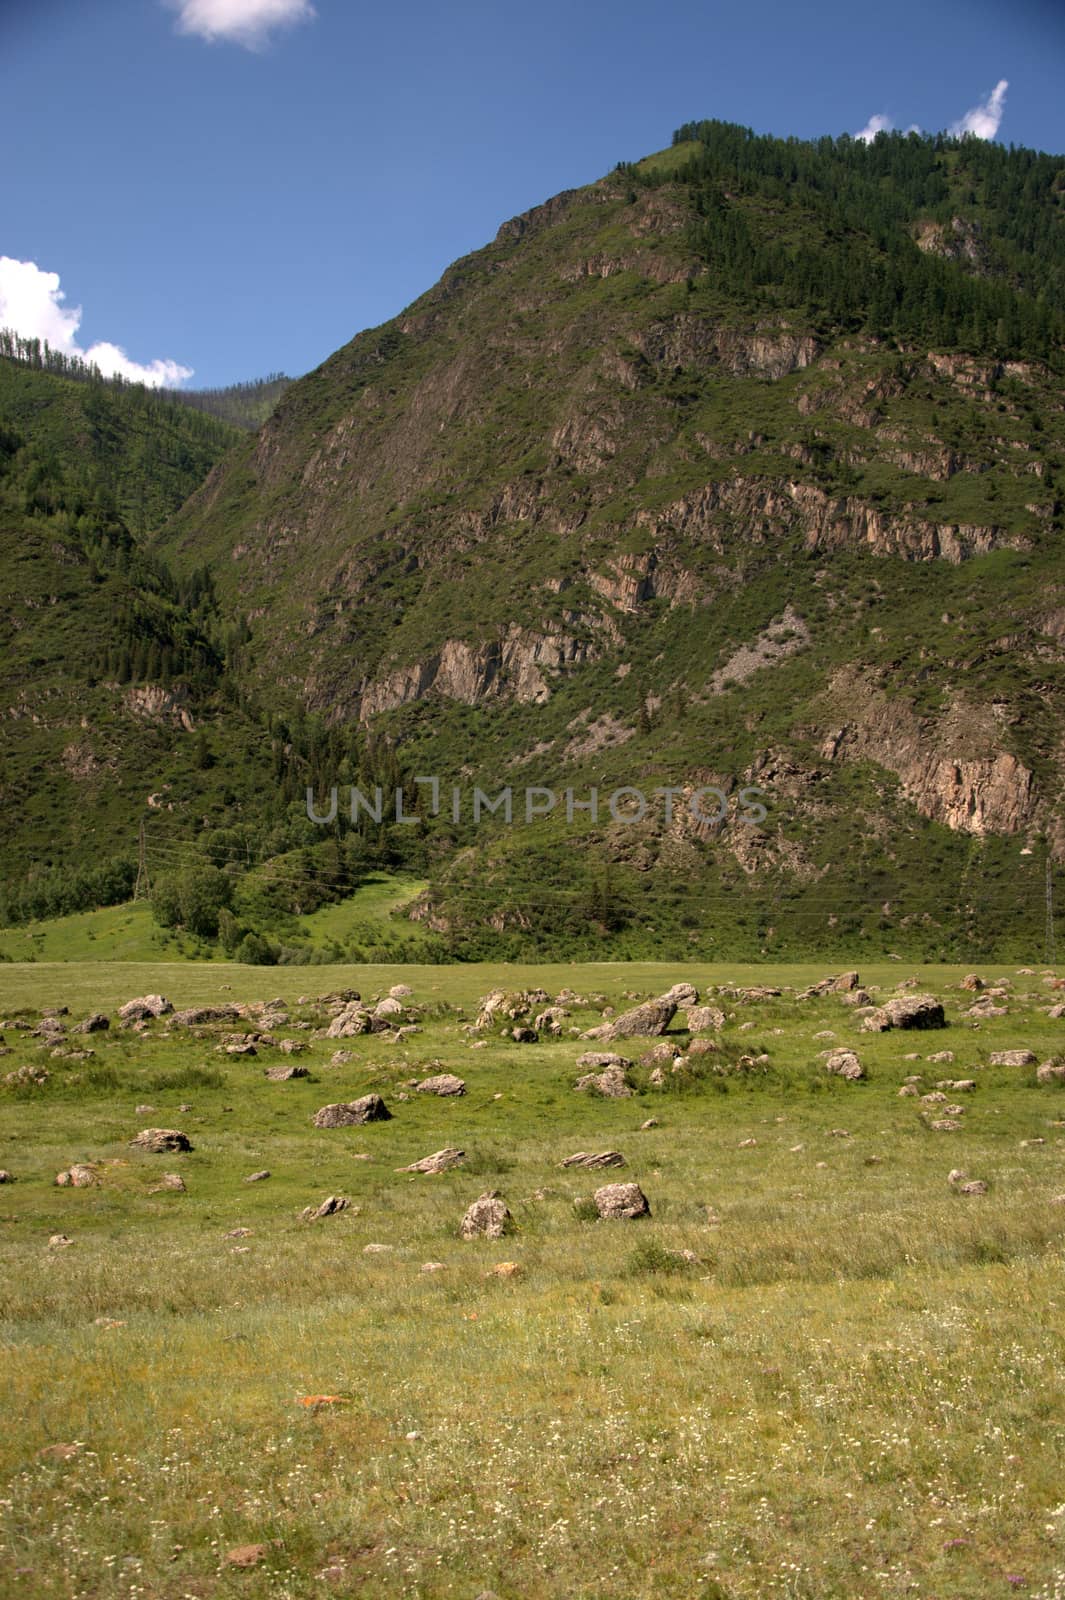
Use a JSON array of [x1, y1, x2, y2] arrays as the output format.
[[1046, 853, 1056, 967], [134, 819, 152, 902]]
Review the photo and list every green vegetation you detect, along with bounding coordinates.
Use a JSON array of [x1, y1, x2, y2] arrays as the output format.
[[2, 960, 1064, 1596]]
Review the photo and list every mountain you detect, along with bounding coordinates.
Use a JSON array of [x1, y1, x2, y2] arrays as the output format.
[[4, 121, 1065, 960]]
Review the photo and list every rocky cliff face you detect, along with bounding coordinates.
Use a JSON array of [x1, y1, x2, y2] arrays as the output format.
[[155, 124, 1065, 915]]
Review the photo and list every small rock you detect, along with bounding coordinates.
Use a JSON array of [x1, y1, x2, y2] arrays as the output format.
[[264, 1064, 309, 1081], [574, 1065, 632, 1098], [415, 1074, 466, 1096], [420, 1261, 446, 1273], [48, 1234, 73, 1248], [55, 1163, 98, 1188], [560, 1151, 626, 1169], [639, 1118, 658, 1130], [244, 1170, 271, 1183], [226, 1545, 267, 1568], [134, 1104, 155, 1115], [363, 1242, 392, 1254], [1036, 1061, 1065, 1085], [0, 1169, 13, 1183], [990, 1050, 1037, 1067], [486, 1261, 523, 1279], [130, 1128, 192, 1153], [300, 1196, 349, 1221], [148, 1173, 186, 1193], [398, 1148, 465, 1174], [74, 1012, 110, 1034]]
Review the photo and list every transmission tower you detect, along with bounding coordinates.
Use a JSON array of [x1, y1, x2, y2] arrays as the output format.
[[133, 819, 152, 902]]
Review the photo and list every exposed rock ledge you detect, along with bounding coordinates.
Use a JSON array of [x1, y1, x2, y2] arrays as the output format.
[[821, 669, 1044, 841], [359, 626, 596, 720]]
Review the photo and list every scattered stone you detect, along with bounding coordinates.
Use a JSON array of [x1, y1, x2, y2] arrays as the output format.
[[929, 1118, 962, 1131], [460, 1190, 512, 1239], [118, 994, 173, 1023], [148, 1173, 186, 1193], [662, 981, 699, 1007], [574, 1064, 632, 1098], [822, 1048, 864, 1081], [169, 1004, 240, 1027], [73, 1012, 109, 1034], [48, 1234, 73, 1248], [244, 1170, 271, 1183], [374, 997, 405, 1021], [326, 1004, 374, 1039], [685, 1004, 725, 1032], [300, 1195, 350, 1221], [398, 1148, 465, 1174], [841, 989, 873, 1007], [226, 1545, 267, 1568], [883, 995, 946, 1030], [560, 1151, 626, 1169], [278, 1039, 308, 1055], [575, 1051, 632, 1070], [738, 1137, 758, 1148], [961, 974, 985, 992], [1021, 1137, 1046, 1147], [486, 1260, 523, 1279], [264, 1064, 309, 1081], [363, 1242, 392, 1254], [389, 984, 413, 999], [55, 1163, 98, 1188], [593, 1181, 650, 1220], [1036, 1061, 1065, 1085], [130, 1128, 192, 1153], [829, 1128, 851, 1139], [928, 1050, 955, 1064], [330, 1050, 355, 1066], [511, 1025, 538, 1043], [134, 1104, 155, 1115], [534, 1006, 567, 1036], [898, 1085, 919, 1097], [415, 1073, 466, 1097], [990, 1049, 1037, 1067], [224, 1041, 257, 1057], [921, 1091, 948, 1104], [421, 1261, 446, 1273], [639, 1118, 658, 1130], [4, 1064, 49, 1086], [313, 1095, 391, 1128]]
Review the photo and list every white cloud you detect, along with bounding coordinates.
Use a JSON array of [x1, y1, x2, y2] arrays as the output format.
[[0, 257, 193, 388], [170, 0, 316, 50], [950, 79, 1008, 140], [855, 113, 893, 144]]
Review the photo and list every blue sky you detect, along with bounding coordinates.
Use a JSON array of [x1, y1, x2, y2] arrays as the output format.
[[1, 0, 1062, 389]]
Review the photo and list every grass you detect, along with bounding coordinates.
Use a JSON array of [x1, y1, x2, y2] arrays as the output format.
[[2, 959, 1065, 1596]]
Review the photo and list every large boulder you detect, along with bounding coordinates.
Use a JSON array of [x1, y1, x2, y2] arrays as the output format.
[[584, 998, 676, 1041], [460, 1190, 512, 1239], [130, 1128, 193, 1153], [118, 995, 173, 1023], [593, 1182, 650, 1219], [661, 981, 699, 1007], [685, 1005, 725, 1032], [883, 995, 945, 1029], [313, 1095, 391, 1127]]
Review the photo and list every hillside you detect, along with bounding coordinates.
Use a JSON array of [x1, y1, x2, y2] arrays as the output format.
[[146, 123, 1065, 958]]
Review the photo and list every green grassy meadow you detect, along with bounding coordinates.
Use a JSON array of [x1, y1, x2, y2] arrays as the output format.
[[2, 959, 1065, 1598]]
